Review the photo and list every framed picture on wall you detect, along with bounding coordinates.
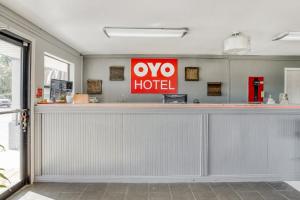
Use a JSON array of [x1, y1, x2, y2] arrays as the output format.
[[207, 82, 222, 96], [110, 66, 125, 81], [185, 67, 199, 81], [87, 79, 102, 94]]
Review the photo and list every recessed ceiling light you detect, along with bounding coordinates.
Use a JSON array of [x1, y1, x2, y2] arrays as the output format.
[[272, 32, 300, 41], [103, 27, 188, 38]]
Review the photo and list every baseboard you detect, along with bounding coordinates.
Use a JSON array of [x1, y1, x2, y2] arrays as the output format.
[[34, 174, 300, 183]]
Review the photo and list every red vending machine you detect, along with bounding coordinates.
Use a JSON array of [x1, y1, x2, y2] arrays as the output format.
[[248, 77, 264, 103]]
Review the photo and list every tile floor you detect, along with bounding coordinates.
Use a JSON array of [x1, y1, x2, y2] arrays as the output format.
[[7, 182, 300, 200]]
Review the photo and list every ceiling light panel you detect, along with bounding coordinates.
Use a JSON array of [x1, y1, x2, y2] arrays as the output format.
[[273, 32, 300, 41], [103, 27, 188, 38]]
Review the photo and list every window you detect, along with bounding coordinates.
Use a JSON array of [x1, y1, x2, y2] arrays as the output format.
[[44, 55, 69, 86], [44, 54, 70, 99]]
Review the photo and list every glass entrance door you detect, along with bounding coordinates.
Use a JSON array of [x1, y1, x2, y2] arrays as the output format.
[[0, 32, 30, 198]]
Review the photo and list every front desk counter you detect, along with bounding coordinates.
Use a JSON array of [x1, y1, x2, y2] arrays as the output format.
[[34, 103, 300, 182]]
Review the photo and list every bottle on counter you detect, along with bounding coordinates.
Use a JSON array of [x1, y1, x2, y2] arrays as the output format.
[[266, 94, 276, 104], [66, 92, 73, 104], [35, 87, 46, 104], [279, 93, 289, 104]]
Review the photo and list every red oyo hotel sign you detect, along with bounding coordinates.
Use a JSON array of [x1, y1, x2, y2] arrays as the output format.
[[131, 58, 178, 94]]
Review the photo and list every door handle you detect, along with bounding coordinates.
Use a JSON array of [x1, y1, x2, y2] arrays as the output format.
[[20, 110, 29, 133]]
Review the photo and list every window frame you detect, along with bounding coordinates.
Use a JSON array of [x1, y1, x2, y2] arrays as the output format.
[[43, 54, 70, 88]]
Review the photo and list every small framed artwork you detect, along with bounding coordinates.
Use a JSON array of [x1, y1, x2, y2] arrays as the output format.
[[110, 66, 125, 81], [185, 67, 199, 81], [87, 79, 102, 94], [207, 82, 222, 96]]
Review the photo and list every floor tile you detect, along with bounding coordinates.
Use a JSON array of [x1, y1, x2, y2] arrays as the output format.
[[268, 182, 296, 191], [125, 192, 148, 200], [172, 191, 195, 200], [78, 190, 104, 200], [39, 182, 86, 193], [85, 183, 107, 192], [169, 183, 190, 194], [7, 181, 300, 200], [8, 190, 60, 200], [280, 190, 300, 200], [149, 184, 170, 193], [57, 192, 81, 200], [149, 192, 171, 200], [209, 183, 233, 193], [230, 182, 257, 191], [106, 183, 128, 193], [127, 183, 148, 194], [193, 191, 217, 200], [26, 183, 49, 192], [62, 183, 87, 193], [190, 183, 212, 192], [247, 182, 273, 191], [216, 191, 241, 200], [258, 190, 288, 200], [102, 192, 126, 200], [37, 182, 69, 193], [237, 191, 264, 200]]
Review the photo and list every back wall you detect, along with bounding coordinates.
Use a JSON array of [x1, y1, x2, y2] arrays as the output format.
[[83, 55, 300, 103]]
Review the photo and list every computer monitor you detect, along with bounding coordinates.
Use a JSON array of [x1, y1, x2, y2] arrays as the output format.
[[163, 94, 187, 104], [50, 79, 73, 102]]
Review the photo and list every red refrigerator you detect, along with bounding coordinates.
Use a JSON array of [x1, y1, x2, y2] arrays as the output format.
[[248, 77, 264, 103]]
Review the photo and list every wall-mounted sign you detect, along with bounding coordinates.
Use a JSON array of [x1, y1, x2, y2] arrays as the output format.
[[131, 58, 178, 94]]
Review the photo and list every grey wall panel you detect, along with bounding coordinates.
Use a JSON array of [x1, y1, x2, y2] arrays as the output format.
[[179, 58, 229, 103], [230, 60, 300, 103], [40, 112, 206, 177], [42, 113, 123, 176], [35, 107, 300, 182], [268, 116, 300, 176], [209, 114, 269, 175], [83, 57, 229, 103], [209, 114, 300, 177], [122, 113, 204, 176], [83, 56, 300, 103]]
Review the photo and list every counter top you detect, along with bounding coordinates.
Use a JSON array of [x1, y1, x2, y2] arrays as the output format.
[[34, 103, 300, 114], [35, 103, 300, 108]]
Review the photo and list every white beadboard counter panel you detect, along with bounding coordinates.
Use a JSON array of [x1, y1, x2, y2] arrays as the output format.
[[34, 104, 300, 182]]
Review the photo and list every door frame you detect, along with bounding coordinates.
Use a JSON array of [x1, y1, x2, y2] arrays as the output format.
[[284, 67, 300, 93], [0, 30, 31, 199]]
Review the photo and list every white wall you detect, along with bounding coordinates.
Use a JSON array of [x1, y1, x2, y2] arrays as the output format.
[[230, 59, 300, 103], [83, 56, 300, 103], [0, 3, 83, 183], [0, 4, 83, 94]]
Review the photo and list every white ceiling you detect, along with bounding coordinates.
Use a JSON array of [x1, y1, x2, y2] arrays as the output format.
[[1, 0, 300, 55]]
